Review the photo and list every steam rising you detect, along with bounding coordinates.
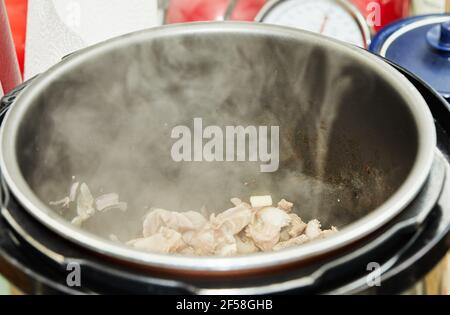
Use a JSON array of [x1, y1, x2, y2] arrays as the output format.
[[18, 28, 417, 241]]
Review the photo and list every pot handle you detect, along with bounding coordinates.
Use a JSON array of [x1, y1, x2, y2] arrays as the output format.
[[0, 75, 39, 122]]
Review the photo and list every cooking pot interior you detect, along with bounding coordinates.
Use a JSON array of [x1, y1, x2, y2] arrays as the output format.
[[15, 28, 419, 241]]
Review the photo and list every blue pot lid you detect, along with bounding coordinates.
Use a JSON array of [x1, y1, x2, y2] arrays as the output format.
[[370, 15, 450, 101]]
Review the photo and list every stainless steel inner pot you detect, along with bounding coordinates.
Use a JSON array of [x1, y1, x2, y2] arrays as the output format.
[[0, 22, 436, 274]]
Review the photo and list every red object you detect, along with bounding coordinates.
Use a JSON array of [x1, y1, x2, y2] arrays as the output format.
[[230, 0, 266, 21], [4, 0, 27, 77], [166, 0, 266, 24], [0, 0, 21, 94], [351, 0, 410, 32]]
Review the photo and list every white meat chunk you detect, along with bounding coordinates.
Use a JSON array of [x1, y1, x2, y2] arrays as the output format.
[[183, 227, 216, 255], [215, 243, 237, 256], [305, 219, 322, 239], [273, 235, 310, 251], [49, 197, 70, 208], [319, 226, 339, 239], [106, 202, 127, 212], [277, 199, 294, 213], [280, 213, 307, 242], [184, 211, 209, 231], [95, 193, 118, 210], [230, 198, 242, 207], [71, 216, 85, 226], [95, 193, 128, 212], [49, 182, 79, 208], [230, 198, 251, 208], [55, 182, 129, 227], [235, 235, 259, 255], [246, 223, 282, 252], [69, 182, 80, 202], [210, 203, 253, 235], [71, 183, 95, 226], [76, 183, 95, 217], [51, 182, 340, 256], [246, 207, 291, 251], [259, 207, 291, 228], [214, 231, 238, 256], [179, 246, 196, 256], [127, 227, 185, 254], [199, 205, 209, 218], [287, 213, 307, 237], [143, 209, 207, 237]]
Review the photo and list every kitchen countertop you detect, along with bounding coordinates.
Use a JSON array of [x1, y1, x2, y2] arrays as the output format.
[[0, 275, 9, 294]]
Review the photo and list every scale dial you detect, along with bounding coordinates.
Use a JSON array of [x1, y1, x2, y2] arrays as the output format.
[[256, 0, 371, 47]]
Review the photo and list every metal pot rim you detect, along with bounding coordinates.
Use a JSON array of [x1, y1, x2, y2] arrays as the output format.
[[0, 22, 437, 273]]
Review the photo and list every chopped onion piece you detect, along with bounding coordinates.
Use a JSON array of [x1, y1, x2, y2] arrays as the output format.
[[250, 195, 273, 208]]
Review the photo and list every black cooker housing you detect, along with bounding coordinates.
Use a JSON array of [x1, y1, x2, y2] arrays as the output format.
[[0, 61, 449, 295]]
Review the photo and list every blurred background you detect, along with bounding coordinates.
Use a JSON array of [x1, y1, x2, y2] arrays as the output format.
[[2, 0, 449, 85]]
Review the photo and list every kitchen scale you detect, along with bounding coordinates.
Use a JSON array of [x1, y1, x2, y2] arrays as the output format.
[[255, 0, 372, 47]]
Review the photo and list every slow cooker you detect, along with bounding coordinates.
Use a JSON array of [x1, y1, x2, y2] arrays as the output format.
[[0, 22, 448, 294]]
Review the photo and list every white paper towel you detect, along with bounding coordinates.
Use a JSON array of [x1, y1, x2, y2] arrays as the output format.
[[412, 0, 447, 14], [25, 0, 159, 79]]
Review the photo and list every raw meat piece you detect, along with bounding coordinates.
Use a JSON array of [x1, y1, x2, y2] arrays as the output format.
[[95, 193, 119, 211], [319, 226, 339, 239], [210, 203, 253, 235], [49, 182, 79, 208], [49, 197, 70, 208], [214, 231, 238, 256], [287, 213, 307, 238], [277, 199, 294, 212], [280, 213, 307, 242], [305, 219, 322, 239], [183, 226, 216, 255], [143, 209, 207, 237], [101, 201, 128, 212], [246, 207, 291, 251], [50, 184, 340, 256], [230, 198, 242, 206], [71, 183, 96, 226], [76, 183, 95, 217], [273, 235, 310, 251], [69, 182, 79, 202], [95, 193, 128, 212], [235, 235, 259, 255], [127, 227, 185, 254]]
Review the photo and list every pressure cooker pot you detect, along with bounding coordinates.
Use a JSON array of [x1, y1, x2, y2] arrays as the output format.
[[0, 22, 436, 275]]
